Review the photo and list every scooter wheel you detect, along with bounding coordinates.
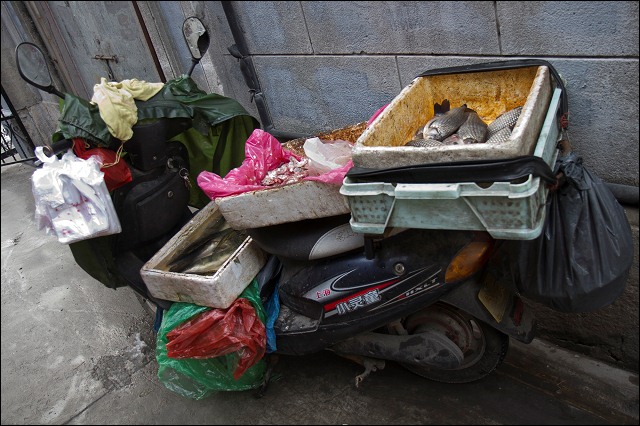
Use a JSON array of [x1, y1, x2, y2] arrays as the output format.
[[394, 302, 509, 383]]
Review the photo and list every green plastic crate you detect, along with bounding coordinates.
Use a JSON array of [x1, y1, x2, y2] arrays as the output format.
[[340, 88, 562, 240]]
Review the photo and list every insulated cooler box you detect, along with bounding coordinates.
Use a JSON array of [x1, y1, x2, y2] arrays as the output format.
[[140, 201, 267, 308], [214, 122, 367, 230], [352, 60, 560, 168], [340, 88, 563, 240]]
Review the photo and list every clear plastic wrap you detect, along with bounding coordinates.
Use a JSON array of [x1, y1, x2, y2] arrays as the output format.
[[303, 137, 353, 176]]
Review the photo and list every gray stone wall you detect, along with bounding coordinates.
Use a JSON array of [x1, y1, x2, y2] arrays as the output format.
[[207, 1, 638, 187]]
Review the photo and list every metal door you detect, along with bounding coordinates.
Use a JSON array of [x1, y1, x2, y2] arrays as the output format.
[[26, 1, 164, 99]]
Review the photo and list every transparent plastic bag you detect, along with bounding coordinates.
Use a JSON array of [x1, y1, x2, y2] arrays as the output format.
[[303, 137, 353, 176], [31, 147, 121, 244]]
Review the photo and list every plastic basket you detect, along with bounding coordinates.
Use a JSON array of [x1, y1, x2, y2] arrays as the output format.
[[340, 88, 562, 240]]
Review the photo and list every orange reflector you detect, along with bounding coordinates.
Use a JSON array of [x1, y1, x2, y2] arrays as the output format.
[[445, 240, 493, 283]]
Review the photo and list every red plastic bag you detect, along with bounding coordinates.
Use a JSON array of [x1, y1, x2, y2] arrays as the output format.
[[197, 128, 352, 199], [165, 298, 266, 380], [72, 137, 132, 191]]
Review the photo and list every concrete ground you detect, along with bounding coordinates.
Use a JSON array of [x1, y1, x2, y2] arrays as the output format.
[[2, 162, 638, 425]]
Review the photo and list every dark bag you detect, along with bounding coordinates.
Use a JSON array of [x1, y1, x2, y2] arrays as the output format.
[[506, 151, 633, 312], [114, 167, 190, 252]]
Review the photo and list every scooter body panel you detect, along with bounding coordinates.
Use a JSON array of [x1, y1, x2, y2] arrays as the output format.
[[273, 228, 476, 355]]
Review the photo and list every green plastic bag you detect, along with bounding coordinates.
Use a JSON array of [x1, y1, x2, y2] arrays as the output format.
[[156, 280, 267, 400]]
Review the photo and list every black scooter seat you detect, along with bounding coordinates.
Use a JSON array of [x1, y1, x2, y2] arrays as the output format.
[[246, 214, 364, 261]]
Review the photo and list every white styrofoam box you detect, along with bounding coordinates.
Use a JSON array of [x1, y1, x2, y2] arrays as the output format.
[[352, 66, 553, 168], [141, 201, 267, 308], [215, 122, 367, 230]]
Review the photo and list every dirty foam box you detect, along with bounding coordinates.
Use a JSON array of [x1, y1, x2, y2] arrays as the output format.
[[352, 66, 552, 168], [140, 201, 267, 309], [215, 122, 367, 230]]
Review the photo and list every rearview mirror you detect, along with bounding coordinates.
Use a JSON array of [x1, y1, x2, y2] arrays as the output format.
[[183, 17, 210, 76], [15, 42, 64, 98]]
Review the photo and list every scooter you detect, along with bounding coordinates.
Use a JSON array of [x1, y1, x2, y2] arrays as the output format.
[[247, 215, 535, 387], [15, 17, 256, 312], [16, 17, 540, 389]]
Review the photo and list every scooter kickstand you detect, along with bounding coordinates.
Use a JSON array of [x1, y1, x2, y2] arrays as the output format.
[[354, 357, 385, 388], [254, 354, 279, 399]]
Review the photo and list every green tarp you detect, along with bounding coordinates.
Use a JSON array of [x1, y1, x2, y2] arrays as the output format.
[[62, 76, 259, 289]]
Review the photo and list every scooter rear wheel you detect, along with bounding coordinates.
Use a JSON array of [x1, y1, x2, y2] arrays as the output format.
[[395, 302, 509, 383]]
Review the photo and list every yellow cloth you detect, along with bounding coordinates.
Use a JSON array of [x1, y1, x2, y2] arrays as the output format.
[[91, 78, 164, 141]]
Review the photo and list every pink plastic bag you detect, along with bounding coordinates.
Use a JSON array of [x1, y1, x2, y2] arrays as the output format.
[[197, 129, 352, 199]]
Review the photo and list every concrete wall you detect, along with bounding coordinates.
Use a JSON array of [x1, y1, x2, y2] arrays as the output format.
[[1, 0, 638, 371], [207, 1, 639, 187]]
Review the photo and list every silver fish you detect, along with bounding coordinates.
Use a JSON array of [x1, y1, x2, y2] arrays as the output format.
[[487, 106, 522, 137], [424, 104, 470, 141], [180, 229, 247, 275], [168, 225, 236, 273], [442, 133, 470, 145], [415, 99, 451, 139], [485, 126, 512, 145], [457, 111, 488, 144], [405, 138, 444, 148]]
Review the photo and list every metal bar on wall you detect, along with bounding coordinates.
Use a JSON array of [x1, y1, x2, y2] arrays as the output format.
[[1, 86, 36, 166]]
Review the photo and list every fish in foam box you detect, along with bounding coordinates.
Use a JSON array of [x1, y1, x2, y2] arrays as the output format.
[[141, 201, 267, 308], [352, 64, 553, 169]]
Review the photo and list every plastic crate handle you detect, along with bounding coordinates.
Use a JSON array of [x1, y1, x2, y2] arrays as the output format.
[[416, 59, 568, 127]]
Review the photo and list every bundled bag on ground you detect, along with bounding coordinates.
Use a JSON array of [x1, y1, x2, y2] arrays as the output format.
[[155, 281, 267, 399]]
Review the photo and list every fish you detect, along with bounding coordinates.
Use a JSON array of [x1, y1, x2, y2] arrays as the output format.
[[441, 133, 467, 145], [168, 224, 238, 273], [405, 138, 444, 148], [424, 104, 470, 141], [457, 110, 488, 144], [414, 99, 451, 139], [485, 126, 512, 145], [487, 106, 522, 138], [180, 229, 248, 275]]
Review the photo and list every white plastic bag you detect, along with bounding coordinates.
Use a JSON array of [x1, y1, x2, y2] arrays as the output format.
[[303, 137, 353, 176], [31, 147, 122, 244]]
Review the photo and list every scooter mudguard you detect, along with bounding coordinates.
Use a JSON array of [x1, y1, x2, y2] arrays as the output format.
[[439, 276, 536, 343], [273, 228, 478, 355]]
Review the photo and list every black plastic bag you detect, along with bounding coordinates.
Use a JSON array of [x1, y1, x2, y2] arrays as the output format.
[[505, 151, 633, 312]]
